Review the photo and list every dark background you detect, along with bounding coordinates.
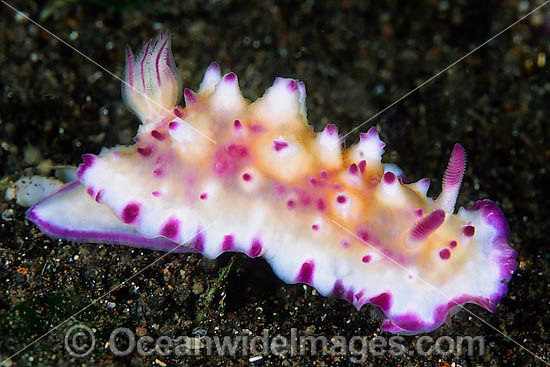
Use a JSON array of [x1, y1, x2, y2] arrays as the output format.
[[1, 0, 549, 365]]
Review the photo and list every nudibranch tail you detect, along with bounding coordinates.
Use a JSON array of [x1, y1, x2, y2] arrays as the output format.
[[26, 32, 517, 335], [122, 31, 182, 123]]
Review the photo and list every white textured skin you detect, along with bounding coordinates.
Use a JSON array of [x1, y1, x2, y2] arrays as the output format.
[[27, 33, 516, 334]]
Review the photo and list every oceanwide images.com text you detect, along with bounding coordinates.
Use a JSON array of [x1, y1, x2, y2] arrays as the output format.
[[65, 324, 486, 362]]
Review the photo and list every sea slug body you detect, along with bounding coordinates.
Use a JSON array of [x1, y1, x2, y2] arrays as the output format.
[[26, 31, 517, 334]]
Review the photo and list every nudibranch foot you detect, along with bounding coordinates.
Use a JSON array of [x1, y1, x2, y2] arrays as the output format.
[[26, 32, 517, 335]]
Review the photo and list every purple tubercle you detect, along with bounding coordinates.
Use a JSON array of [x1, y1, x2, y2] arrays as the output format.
[[200, 192, 208, 200], [233, 119, 242, 129], [443, 143, 466, 188], [324, 124, 338, 136], [410, 209, 445, 241], [369, 292, 392, 313], [273, 140, 289, 152], [320, 171, 329, 179], [383, 172, 396, 184], [362, 255, 371, 263], [77, 154, 96, 179], [348, 163, 358, 175], [121, 202, 140, 224], [152, 191, 161, 197], [287, 79, 298, 92], [249, 238, 262, 258], [439, 248, 451, 260], [316, 198, 325, 211], [137, 146, 153, 157], [222, 235, 235, 251], [193, 230, 205, 253], [226, 144, 249, 158], [295, 260, 315, 284], [184, 88, 197, 105], [160, 218, 180, 240], [168, 121, 179, 130], [336, 195, 347, 204], [242, 173, 252, 182], [449, 240, 458, 249], [151, 130, 166, 141], [358, 160, 367, 173], [287, 200, 296, 210], [311, 224, 319, 231], [332, 280, 345, 298], [173, 108, 184, 118], [414, 208, 423, 217], [95, 189, 104, 203], [463, 225, 475, 237], [224, 72, 237, 83]]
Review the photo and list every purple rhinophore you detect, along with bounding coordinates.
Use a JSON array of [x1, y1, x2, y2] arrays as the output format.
[[295, 260, 314, 284], [443, 144, 466, 188], [410, 209, 445, 241]]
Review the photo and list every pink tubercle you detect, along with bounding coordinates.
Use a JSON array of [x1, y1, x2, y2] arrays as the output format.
[[173, 107, 184, 118], [311, 224, 319, 231], [137, 146, 153, 157], [224, 72, 237, 82], [249, 123, 264, 133], [226, 144, 249, 158], [184, 88, 197, 105], [200, 192, 208, 200], [287, 199, 296, 210], [439, 248, 451, 260], [249, 238, 262, 257], [152, 191, 161, 197], [320, 171, 328, 179], [361, 255, 371, 263], [242, 173, 252, 181], [463, 225, 475, 237], [316, 198, 325, 211], [87, 187, 94, 197], [160, 218, 180, 240], [233, 119, 242, 129], [95, 189, 104, 203], [358, 160, 367, 173], [222, 234, 234, 251], [383, 171, 396, 184], [324, 124, 338, 136], [348, 163, 358, 175], [309, 178, 318, 186], [287, 79, 298, 92], [449, 240, 458, 249], [273, 140, 289, 152], [336, 194, 347, 204], [151, 130, 166, 141], [341, 240, 350, 248], [295, 260, 315, 284], [168, 121, 179, 130], [414, 208, 424, 217], [121, 202, 140, 224]]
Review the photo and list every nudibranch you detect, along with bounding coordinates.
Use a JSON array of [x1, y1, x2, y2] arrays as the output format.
[[26, 32, 517, 334]]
